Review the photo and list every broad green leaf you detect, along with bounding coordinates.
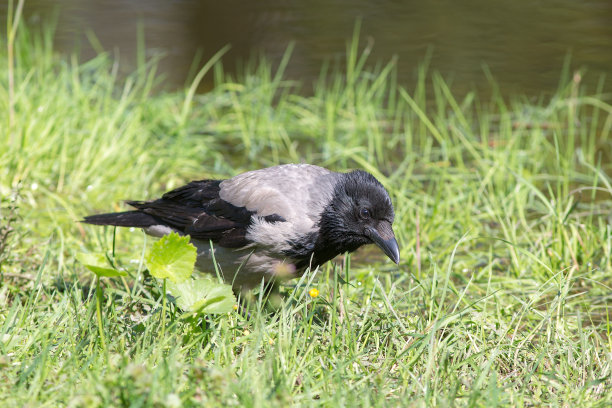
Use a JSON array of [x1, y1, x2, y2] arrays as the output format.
[[167, 277, 236, 314], [76, 252, 127, 278], [145, 232, 196, 283]]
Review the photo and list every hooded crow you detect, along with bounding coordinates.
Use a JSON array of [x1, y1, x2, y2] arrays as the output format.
[[83, 164, 399, 290]]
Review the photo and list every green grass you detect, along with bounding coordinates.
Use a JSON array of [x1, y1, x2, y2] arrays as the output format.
[[1, 20, 611, 407]]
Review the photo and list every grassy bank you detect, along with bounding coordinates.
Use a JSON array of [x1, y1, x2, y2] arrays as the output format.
[[1, 22, 611, 407]]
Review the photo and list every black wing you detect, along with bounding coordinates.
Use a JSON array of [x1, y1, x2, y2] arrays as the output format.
[[84, 180, 255, 248], [129, 180, 255, 248]]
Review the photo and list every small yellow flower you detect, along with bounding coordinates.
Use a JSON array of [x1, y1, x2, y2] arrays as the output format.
[[233, 304, 239, 311], [243, 329, 250, 336], [309, 288, 319, 298], [268, 338, 275, 345]]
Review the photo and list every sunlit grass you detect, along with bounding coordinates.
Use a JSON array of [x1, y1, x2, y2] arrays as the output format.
[[0, 21, 611, 407]]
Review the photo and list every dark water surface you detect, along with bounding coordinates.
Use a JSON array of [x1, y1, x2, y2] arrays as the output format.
[[2, 0, 612, 97]]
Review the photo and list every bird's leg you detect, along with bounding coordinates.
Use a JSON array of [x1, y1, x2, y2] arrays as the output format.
[[262, 279, 280, 299], [233, 279, 281, 318]]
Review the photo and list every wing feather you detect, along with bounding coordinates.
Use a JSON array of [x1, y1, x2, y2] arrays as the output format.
[[127, 179, 253, 246]]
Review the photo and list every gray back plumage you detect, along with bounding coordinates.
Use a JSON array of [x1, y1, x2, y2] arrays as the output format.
[[219, 164, 341, 253], [219, 164, 339, 225]]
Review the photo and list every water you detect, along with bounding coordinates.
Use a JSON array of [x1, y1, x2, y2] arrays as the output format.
[[3, 0, 612, 96]]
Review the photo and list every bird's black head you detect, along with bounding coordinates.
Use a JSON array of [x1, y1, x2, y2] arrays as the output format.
[[317, 170, 400, 264]]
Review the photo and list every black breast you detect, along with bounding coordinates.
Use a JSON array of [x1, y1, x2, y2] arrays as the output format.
[[283, 231, 366, 270]]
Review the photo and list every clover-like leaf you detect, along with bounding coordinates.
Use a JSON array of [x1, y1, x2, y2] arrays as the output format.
[[167, 277, 236, 314], [145, 232, 196, 283], [76, 252, 127, 278]]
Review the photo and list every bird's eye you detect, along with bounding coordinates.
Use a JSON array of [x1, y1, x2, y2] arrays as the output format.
[[359, 207, 371, 219]]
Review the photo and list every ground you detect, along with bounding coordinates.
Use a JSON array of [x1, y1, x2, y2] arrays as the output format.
[[0, 23, 611, 407]]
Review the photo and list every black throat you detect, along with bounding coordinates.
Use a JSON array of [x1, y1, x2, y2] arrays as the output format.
[[283, 169, 392, 271], [284, 188, 369, 270], [285, 225, 367, 270]]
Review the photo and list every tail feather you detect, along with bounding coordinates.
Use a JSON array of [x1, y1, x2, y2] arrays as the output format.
[[82, 211, 158, 228]]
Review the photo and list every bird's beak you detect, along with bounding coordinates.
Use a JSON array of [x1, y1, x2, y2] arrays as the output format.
[[365, 223, 400, 264]]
